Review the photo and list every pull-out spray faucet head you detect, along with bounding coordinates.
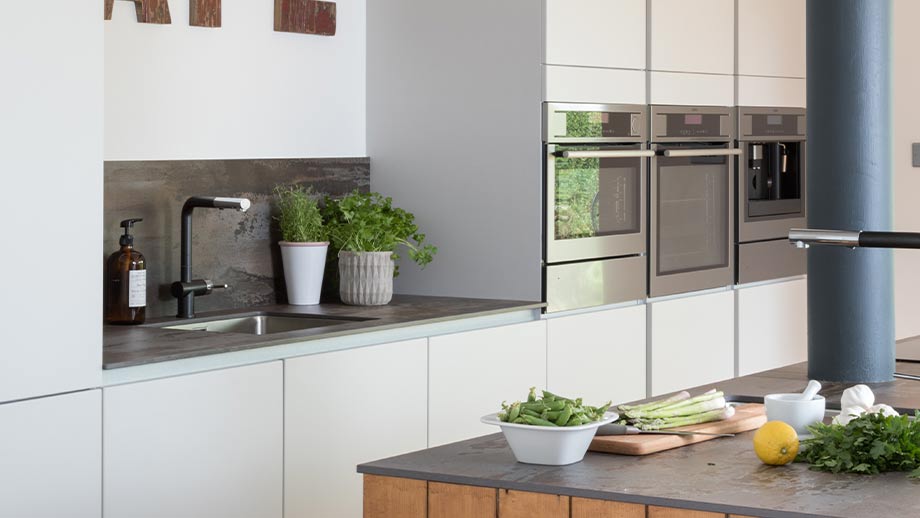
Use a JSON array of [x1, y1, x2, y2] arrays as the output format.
[[211, 197, 251, 212]]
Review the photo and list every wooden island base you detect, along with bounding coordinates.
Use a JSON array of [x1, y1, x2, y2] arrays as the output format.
[[364, 475, 756, 518]]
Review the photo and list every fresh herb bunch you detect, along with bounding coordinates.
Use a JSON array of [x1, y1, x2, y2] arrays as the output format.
[[322, 191, 437, 273], [274, 185, 326, 243], [498, 388, 611, 427], [797, 411, 920, 478]]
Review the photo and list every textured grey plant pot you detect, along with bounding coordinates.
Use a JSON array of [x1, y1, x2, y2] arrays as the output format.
[[338, 251, 395, 306]]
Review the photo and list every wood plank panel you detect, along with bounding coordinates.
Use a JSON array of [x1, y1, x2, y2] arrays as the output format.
[[189, 0, 221, 27], [107, 0, 172, 24], [649, 506, 726, 518], [429, 482, 496, 518], [363, 475, 427, 518], [274, 0, 337, 36], [499, 489, 568, 518], [105, 0, 114, 20], [572, 497, 645, 518]]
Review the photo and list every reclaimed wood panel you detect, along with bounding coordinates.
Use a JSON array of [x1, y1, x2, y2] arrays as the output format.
[[363, 475, 427, 518], [499, 489, 568, 518], [105, 0, 114, 20], [107, 0, 172, 24], [274, 0, 337, 36], [572, 497, 645, 518], [429, 481, 496, 518], [189, 0, 221, 27], [649, 506, 725, 518]]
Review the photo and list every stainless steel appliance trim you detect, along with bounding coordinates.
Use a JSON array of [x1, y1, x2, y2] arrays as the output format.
[[544, 255, 647, 313], [661, 148, 742, 158], [546, 144, 648, 264], [649, 142, 736, 297], [650, 105, 737, 143], [737, 138, 807, 242], [545, 102, 649, 144], [561, 149, 656, 159], [737, 239, 807, 284], [737, 106, 807, 142], [788, 228, 860, 248]]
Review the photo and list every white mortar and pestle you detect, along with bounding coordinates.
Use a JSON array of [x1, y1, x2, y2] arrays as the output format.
[[764, 380, 827, 435]]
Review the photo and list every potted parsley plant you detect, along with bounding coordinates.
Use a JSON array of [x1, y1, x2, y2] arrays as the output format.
[[323, 191, 436, 305]]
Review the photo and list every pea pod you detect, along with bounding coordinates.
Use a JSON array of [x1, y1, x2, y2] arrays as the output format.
[[507, 402, 521, 422], [544, 399, 566, 412], [555, 404, 574, 426], [522, 415, 558, 427], [527, 387, 537, 403]]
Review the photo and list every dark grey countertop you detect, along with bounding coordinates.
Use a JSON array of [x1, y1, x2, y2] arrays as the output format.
[[103, 295, 542, 369], [358, 361, 920, 518]]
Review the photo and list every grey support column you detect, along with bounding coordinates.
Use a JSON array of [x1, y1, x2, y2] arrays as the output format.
[[807, 0, 894, 382]]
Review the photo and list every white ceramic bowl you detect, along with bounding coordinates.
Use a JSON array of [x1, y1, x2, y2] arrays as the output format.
[[481, 411, 618, 465], [764, 393, 826, 435]]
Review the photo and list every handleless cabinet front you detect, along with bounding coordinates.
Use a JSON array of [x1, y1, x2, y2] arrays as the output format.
[[737, 279, 808, 376], [737, 0, 806, 78], [544, 0, 646, 70], [103, 363, 283, 518], [649, 0, 735, 75]]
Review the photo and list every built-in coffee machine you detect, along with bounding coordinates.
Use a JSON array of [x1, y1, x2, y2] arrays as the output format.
[[736, 107, 807, 283]]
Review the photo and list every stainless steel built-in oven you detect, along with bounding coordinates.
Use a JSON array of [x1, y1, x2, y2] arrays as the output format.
[[649, 105, 739, 298], [543, 103, 650, 312], [736, 107, 807, 284]]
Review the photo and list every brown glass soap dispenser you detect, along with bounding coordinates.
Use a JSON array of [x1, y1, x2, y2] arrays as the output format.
[[106, 218, 147, 325]]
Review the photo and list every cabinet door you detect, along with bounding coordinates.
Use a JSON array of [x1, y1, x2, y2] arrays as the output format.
[[650, 291, 734, 396], [649, 0, 735, 75], [547, 305, 646, 406], [285, 340, 427, 518], [104, 362, 283, 518], [0, 0, 102, 404], [544, 0, 646, 70], [737, 0, 806, 78], [429, 321, 547, 446], [0, 390, 101, 518], [737, 279, 807, 376]]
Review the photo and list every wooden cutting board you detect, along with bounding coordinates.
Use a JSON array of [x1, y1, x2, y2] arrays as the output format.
[[589, 403, 767, 456]]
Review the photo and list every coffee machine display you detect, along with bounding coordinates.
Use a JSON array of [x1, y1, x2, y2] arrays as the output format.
[[736, 107, 807, 284]]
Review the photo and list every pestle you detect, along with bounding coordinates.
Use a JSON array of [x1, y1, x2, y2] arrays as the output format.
[[799, 379, 822, 401]]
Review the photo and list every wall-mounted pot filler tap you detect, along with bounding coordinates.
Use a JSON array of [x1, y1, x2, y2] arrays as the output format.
[[171, 196, 251, 319]]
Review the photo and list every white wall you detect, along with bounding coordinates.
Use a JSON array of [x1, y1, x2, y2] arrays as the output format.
[[893, 0, 920, 340], [0, 0, 103, 402], [105, 0, 366, 160], [367, 0, 544, 301]]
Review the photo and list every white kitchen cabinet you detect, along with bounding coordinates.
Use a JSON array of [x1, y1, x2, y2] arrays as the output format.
[[284, 339, 427, 518], [649, 0, 735, 75], [544, 0, 646, 70], [649, 71, 735, 106], [0, 0, 102, 404], [0, 390, 101, 518], [649, 290, 734, 396], [429, 321, 547, 447], [737, 76, 806, 108], [103, 362, 283, 518], [737, 0, 806, 78], [737, 278, 808, 376], [544, 65, 646, 104], [547, 305, 647, 406]]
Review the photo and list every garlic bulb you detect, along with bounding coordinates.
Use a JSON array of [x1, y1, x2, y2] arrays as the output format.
[[832, 385, 898, 426]]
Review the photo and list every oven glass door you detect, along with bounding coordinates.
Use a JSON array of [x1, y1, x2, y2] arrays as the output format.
[[650, 144, 736, 296], [546, 144, 648, 264]]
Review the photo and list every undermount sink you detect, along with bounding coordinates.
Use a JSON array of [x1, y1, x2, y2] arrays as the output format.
[[157, 313, 371, 336]]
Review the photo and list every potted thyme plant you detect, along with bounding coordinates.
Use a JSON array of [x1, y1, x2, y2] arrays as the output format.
[[275, 185, 328, 305], [323, 191, 436, 305]]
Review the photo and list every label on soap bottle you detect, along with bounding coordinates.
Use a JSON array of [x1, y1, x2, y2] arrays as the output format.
[[128, 270, 147, 308]]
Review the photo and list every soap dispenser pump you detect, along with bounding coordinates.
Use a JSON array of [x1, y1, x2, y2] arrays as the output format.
[[106, 218, 147, 325]]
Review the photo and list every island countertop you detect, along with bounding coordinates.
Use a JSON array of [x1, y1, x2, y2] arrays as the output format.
[[358, 361, 920, 518], [103, 295, 543, 370]]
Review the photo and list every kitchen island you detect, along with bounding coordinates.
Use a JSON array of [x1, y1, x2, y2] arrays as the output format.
[[358, 361, 920, 518]]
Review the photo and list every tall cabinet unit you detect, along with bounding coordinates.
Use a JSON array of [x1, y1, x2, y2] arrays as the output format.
[[737, 279, 808, 376], [0, 391, 102, 518], [103, 363, 283, 518], [284, 340, 428, 518], [0, 0, 102, 404], [736, 0, 807, 107]]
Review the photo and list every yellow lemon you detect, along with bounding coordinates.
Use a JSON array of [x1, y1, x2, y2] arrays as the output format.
[[753, 421, 799, 466]]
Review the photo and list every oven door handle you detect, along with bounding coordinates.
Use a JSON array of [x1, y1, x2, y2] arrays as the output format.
[[559, 150, 656, 159], [660, 148, 743, 158]]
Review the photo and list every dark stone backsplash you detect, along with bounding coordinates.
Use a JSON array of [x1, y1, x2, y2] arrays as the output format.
[[104, 158, 369, 319]]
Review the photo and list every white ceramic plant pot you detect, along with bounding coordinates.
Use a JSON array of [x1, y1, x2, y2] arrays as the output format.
[[279, 241, 329, 305], [338, 251, 394, 306]]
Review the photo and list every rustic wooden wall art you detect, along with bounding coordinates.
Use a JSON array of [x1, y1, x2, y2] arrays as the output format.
[[274, 0, 337, 36], [189, 0, 221, 28], [104, 0, 172, 24]]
